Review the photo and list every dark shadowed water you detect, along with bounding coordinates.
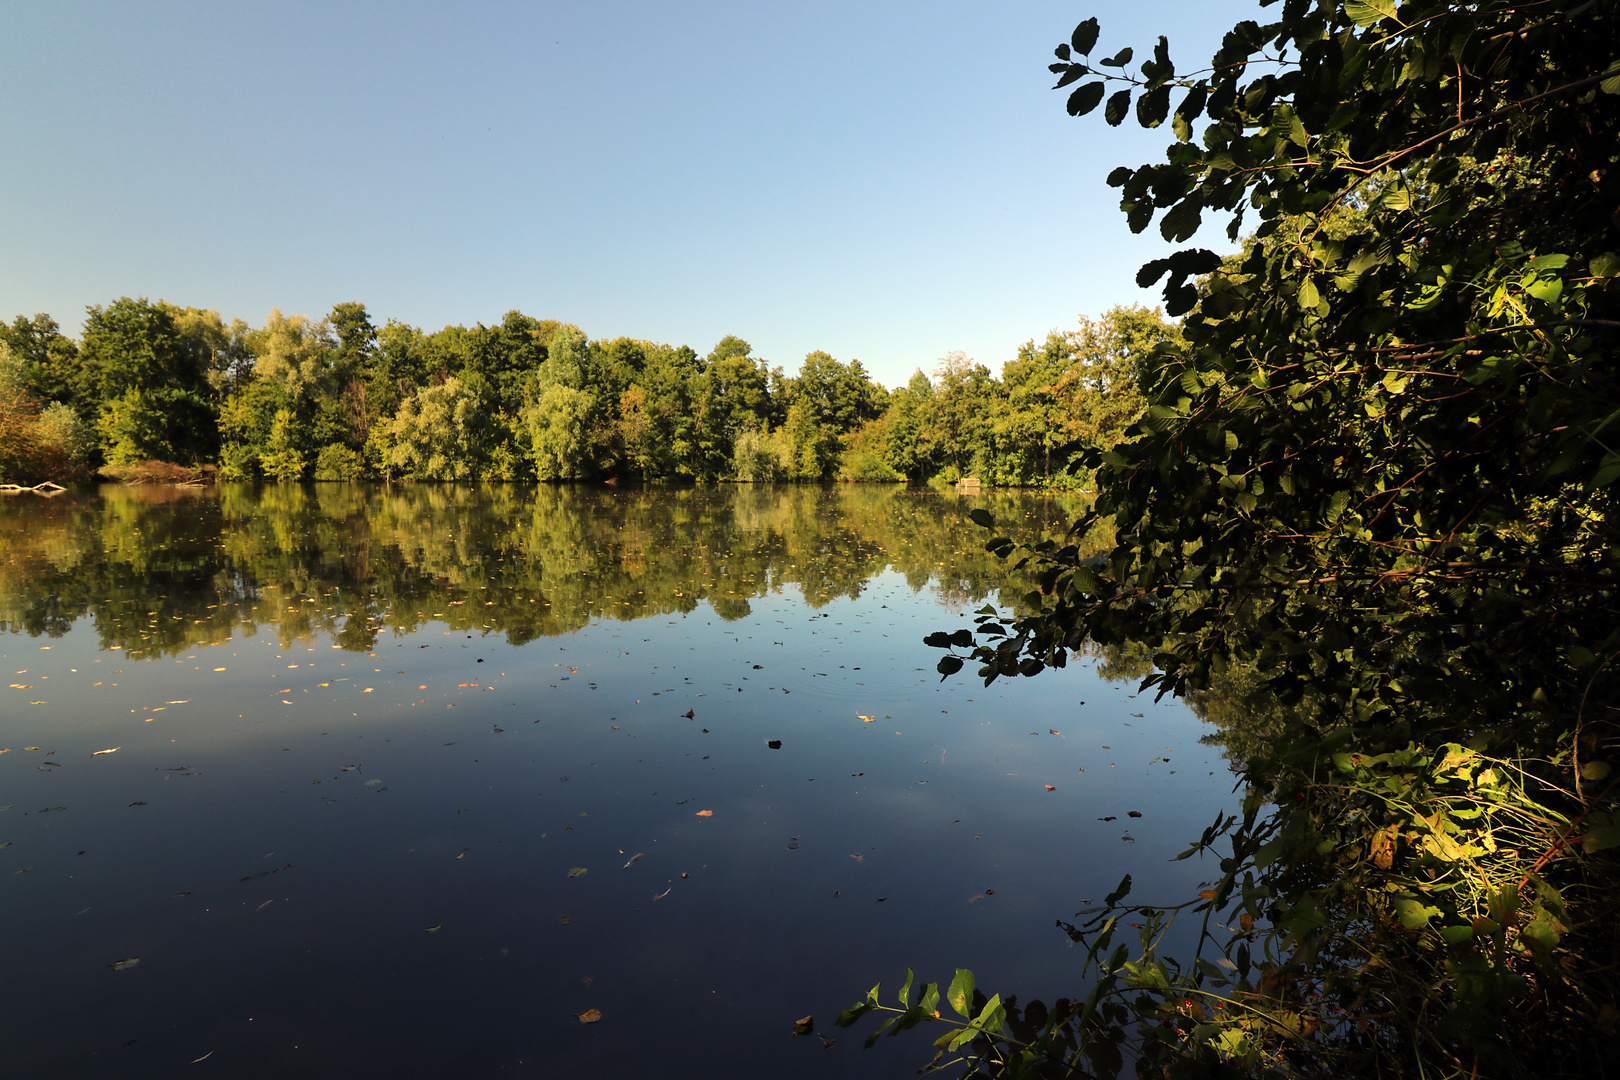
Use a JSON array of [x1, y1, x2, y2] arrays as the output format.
[[0, 484, 1238, 1079]]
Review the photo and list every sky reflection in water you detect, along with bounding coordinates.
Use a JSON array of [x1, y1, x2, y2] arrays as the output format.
[[0, 485, 1238, 1079]]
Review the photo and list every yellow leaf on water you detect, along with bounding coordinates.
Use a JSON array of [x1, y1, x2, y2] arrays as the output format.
[[694, 810, 714, 817], [858, 715, 876, 722], [213, 668, 226, 672], [567, 867, 589, 878], [576, 1008, 602, 1024]]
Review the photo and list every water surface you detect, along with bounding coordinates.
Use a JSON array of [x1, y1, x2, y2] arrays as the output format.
[[0, 485, 1236, 1078]]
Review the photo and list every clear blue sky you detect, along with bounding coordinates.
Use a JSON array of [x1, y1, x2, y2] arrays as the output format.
[[1, 1, 1255, 388]]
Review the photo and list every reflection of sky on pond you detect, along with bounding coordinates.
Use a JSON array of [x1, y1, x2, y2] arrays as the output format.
[[0, 487, 1237, 1079]]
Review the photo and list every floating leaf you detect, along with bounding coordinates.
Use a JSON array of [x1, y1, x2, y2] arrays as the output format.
[[858, 714, 876, 722], [622, 853, 644, 869], [1045, 785, 1057, 791], [576, 1008, 602, 1024], [91, 747, 121, 756], [792, 1014, 815, 1036], [107, 957, 140, 971], [767, 739, 782, 749], [567, 867, 589, 878], [694, 810, 714, 817]]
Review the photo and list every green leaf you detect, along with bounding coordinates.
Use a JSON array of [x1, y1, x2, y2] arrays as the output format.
[[936, 655, 964, 677], [1393, 895, 1442, 930], [968, 508, 995, 528], [897, 967, 914, 1008], [1526, 276, 1564, 303], [1582, 814, 1620, 854], [1099, 47, 1133, 68], [1104, 90, 1132, 127], [1600, 60, 1620, 95], [973, 993, 1007, 1036], [1104, 873, 1133, 906], [1071, 18, 1099, 56], [947, 968, 976, 1017], [1053, 65, 1086, 90], [1345, 0, 1397, 26], [1068, 81, 1106, 117], [1136, 85, 1171, 128], [836, 1001, 875, 1027], [1298, 278, 1320, 310], [1160, 198, 1202, 243], [1580, 760, 1611, 781], [1590, 252, 1620, 278]]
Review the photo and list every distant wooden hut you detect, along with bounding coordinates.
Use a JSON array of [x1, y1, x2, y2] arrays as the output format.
[[955, 476, 982, 493]]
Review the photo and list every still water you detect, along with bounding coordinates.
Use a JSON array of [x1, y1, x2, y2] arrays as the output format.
[[1, 484, 1236, 1078]]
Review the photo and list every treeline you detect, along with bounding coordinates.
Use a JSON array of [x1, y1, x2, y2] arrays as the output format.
[[0, 484, 1090, 656], [0, 299, 1177, 487]]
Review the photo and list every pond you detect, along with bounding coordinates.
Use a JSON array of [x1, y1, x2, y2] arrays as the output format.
[[0, 484, 1239, 1079]]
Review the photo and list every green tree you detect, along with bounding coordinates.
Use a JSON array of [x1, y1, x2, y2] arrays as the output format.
[[523, 384, 595, 480], [0, 314, 81, 407], [882, 3, 1620, 1076], [78, 297, 216, 463], [258, 408, 307, 481], [326, 302, 378, 448], [387, 376, 488, 481], [921, 352, 994, 480]]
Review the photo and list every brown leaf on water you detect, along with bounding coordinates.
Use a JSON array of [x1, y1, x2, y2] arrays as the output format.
[[1098, 816, 1116, 821], [767, 739, 782, 749], [1049, 729, 1062, 736], [819, 1034, 836, 1049], [694, 810, 714, 817], [1044, 785, 1056, 792], [792, 1014, 814, 1036], [567, 867, 589, 878], [576, 1008, 602, 1024], [1127, 811, 1142, 818], [107, 957, 140, 971], [622, 853, 644, 869], [849, 854, 865, 862]]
